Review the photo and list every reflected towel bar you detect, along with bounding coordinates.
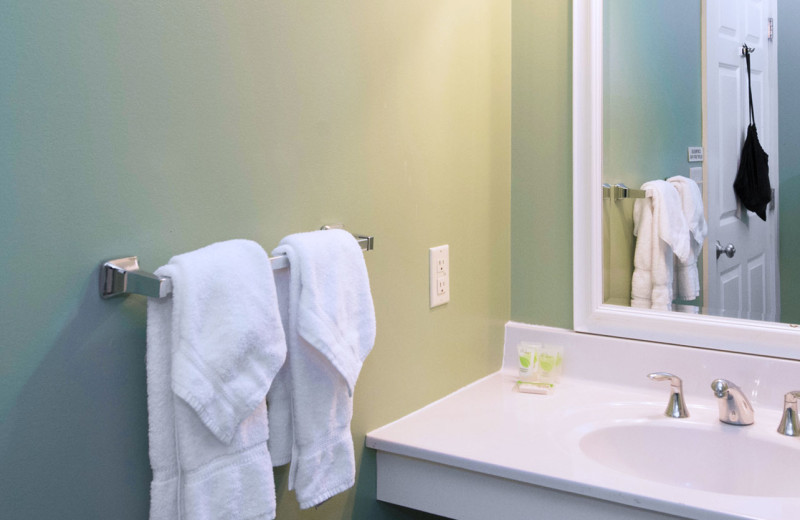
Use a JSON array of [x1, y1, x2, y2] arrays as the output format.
[[602, 183, 647, 200], [100, 227, 374, 299]]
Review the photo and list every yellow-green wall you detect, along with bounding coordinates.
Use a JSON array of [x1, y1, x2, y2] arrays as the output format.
[[0, 2, 510, 519]]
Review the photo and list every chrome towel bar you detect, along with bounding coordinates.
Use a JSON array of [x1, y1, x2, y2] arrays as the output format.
[[602, 183, 647, 200], [100, 227, 374, 299]]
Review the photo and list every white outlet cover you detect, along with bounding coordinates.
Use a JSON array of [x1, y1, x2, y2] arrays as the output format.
[[689, 166, 703, 184], [429, 245, 449, 307]]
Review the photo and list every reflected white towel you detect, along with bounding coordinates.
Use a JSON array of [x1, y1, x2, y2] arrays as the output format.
[[147, 239, 286, 520], [632, 181, 690, 310], [267, 229, 375, 509], [668, 175, 707, 300], [674, 304, 701, 314]]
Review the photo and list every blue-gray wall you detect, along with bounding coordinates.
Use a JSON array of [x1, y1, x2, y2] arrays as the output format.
[[603, 0, 702, 187]]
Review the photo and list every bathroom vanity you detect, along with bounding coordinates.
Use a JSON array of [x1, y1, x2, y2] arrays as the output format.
[[366, 323, 800, 520], [370, 1, 800, 517]]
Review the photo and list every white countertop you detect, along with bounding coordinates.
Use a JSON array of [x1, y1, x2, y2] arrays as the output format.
[[366, 325, 800, 520]]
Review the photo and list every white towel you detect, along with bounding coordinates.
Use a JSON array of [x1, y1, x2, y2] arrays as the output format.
[[146, 239, 286, 520], [668, 175, 707, 300], [631, 180, 690, 310], [267, 229, 376, 509], [674, 303, 701, 314]]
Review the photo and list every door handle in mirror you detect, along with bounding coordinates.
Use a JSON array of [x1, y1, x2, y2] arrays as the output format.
[[715, 241, 736, 259]]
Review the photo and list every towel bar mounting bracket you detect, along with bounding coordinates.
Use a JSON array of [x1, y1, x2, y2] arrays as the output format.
[[100, 256, 171, 299]]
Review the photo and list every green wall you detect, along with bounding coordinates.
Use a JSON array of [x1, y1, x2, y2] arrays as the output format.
[[0, 2, 510, 519], [779, 1, 800, 325], [510, 0, 574, 328]]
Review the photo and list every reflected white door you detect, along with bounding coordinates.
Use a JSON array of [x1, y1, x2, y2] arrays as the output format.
[[705, 0, 779, 321]]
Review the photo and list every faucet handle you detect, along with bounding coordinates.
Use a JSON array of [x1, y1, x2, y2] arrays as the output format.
[[647, 372, 689, 418], [648, 372, 682, 386], [784, 391, 800, 402], [778, 391, 800, 436]]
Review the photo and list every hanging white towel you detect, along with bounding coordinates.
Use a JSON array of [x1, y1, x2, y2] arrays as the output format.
[[631, 180, 691, 310], [267, 229, 376, 509], [668, 175, 707, 300], [146, 239, 286, 520]]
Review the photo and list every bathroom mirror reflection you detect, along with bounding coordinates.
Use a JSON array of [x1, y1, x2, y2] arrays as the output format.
[[602, 0, 800, 325]]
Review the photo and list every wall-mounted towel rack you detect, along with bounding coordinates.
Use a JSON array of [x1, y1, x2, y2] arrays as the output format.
[[602, 183, 647, 200], [100, 226, 375, 299]]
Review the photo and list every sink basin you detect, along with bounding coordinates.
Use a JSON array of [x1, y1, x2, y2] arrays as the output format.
[[579, 422, 800, 497]]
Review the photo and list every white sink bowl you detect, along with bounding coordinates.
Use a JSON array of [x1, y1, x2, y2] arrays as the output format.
[[579, 422, 800, 497]]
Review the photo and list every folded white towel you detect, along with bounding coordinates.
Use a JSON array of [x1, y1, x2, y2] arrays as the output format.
[[267, 229, 376, 509], [668, 175, 707, 300], [147, 239, 286, 520], [631, 180, 690, 310], [674, 303, 701, 314]]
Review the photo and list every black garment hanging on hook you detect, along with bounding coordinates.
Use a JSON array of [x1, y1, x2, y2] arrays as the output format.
[[733, 45, 771, 221]]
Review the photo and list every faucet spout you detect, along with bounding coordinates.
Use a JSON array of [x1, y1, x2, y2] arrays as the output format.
[[710, 379, 754, 425]]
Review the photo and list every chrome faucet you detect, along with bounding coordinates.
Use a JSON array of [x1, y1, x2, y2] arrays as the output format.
[[648, 372, 689, 418], [710, 379, 754, 425], [777, 391, 800, 436]]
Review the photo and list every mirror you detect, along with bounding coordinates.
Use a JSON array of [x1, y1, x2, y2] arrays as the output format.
[[573, 0, 800, 358], [602, 0, 800, 325]]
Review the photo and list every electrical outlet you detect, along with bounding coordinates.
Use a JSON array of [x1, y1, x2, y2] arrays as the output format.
[[690, 166, 703, 185], [429, 245, 449, 307], [437, 274, 448, 295]]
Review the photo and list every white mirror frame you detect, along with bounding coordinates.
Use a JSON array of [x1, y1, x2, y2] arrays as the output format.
[[572, 0, 800, 359]]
